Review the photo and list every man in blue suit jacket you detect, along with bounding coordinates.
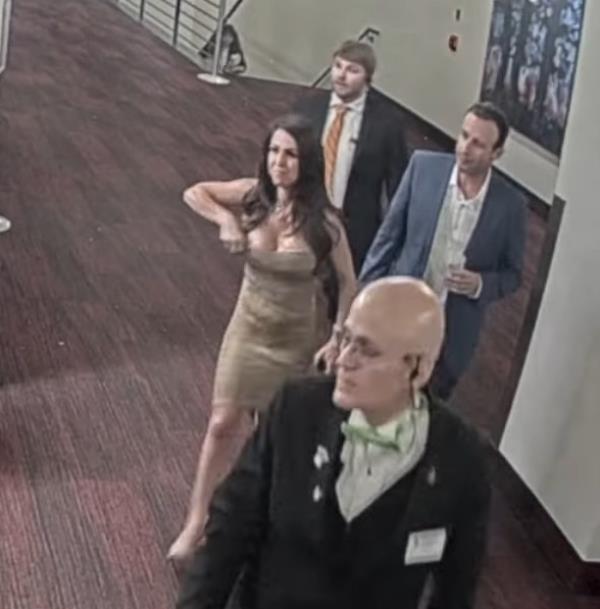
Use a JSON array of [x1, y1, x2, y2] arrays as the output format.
[[361, 102, 526, 399]]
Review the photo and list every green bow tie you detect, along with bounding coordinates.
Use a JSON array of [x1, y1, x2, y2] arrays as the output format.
[[341, 421, 403, 452]]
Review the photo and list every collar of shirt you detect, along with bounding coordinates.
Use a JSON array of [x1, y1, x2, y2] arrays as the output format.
[[343, 393, 426, 455], [329, 89, 368, 115], [449, 163, 492, 212], [336, 397, 430, 523]]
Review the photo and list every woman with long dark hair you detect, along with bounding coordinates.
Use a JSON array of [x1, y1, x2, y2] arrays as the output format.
[[167, 115, 356, 562]]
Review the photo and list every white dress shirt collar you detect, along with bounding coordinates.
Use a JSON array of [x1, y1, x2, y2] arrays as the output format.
[[449, 164, 492, 210], [329, 89, 368, 114], [335, 395, 430, 523]]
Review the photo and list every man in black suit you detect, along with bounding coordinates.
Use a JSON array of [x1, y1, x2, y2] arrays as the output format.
[[177, 277, 491, 609], [295, 41, 409, 271]]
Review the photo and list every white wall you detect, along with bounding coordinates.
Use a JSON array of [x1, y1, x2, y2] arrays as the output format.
[[500, 0, 600, 561], [230, 0, 558, 202]]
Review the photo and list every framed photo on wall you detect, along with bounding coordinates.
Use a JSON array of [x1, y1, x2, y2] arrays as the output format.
[[480, 0, 586, 158]]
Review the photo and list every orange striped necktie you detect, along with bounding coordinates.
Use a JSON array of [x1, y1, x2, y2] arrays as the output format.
[[324, 105, 349, 198]]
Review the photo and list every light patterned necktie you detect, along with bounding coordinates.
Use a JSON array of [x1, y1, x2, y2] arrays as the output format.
[[324, 105, 348, 198]]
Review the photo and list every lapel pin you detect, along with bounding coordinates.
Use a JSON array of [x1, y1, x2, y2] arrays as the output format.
[[313, 445, 330, 470], [427, 466, 437, 487], [312, 485, 324, 503]]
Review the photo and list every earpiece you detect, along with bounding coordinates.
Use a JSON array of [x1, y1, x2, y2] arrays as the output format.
[[410, 356, 422, 382]]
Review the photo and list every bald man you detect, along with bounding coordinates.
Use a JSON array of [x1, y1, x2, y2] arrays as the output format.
[[177, 278, 491, 609]]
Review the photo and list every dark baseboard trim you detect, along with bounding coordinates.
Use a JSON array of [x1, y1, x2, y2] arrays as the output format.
[[498, 195, 565, 436], [489, 445, 600, 595], [373, 89, 551, 221], [524, 191, 550, 221], [376, 90, 456, 153]]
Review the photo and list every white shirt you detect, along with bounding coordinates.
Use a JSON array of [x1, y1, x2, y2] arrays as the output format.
[[424, 164, 490, 302], [322, 90, 367, 210], [335, 398, 430, 523], [447, 164, 490, 256]]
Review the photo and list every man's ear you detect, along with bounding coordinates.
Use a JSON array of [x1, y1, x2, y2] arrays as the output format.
[[492, 145, 504, 162], [410, 355, 436, 394]]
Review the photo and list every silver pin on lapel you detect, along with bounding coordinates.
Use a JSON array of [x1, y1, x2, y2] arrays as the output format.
[[312, 485, 323, 502], [313, 445, 330, 470], [427, 466, 437, 486]]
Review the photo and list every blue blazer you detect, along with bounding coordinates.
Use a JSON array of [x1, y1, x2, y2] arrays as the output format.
[[360, 151, 526, 378]]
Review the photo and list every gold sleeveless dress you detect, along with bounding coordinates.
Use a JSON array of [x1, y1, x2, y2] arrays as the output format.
[[212, 250, 330, 411]]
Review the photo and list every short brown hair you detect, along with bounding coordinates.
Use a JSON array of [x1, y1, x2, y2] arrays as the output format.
[[333, 40, 377, 83], [466, 101, 510, 150]]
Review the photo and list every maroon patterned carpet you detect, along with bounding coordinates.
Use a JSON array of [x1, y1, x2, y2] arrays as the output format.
[[0, 1, 595, 608]]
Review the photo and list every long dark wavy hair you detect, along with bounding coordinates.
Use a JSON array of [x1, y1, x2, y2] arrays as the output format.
[[242, 114, 340, 316]]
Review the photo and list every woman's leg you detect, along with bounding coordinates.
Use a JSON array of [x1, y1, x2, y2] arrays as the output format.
[[167, 404, 254, 563]]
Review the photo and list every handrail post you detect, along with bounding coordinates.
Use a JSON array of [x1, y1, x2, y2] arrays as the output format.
[[0, 0, 12, 76], [197, 0, 230, 86], [173, 0, 183, 46]]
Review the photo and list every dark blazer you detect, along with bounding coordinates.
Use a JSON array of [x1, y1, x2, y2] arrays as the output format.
[[360, 150, 527, 381], [178, 376, 491, 609], [295, 89, 409, 271]]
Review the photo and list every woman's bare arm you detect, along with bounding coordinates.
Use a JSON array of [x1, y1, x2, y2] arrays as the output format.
[[182, 178, 257, 226], [314, 215, 358, 373], [183, 178, 257, 254], [328, 214, 358, 327]]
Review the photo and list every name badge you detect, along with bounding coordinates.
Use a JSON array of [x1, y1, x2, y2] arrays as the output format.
[[404, 528, 447, 565]]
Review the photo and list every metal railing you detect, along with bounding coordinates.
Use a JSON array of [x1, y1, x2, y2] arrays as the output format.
[[112, 2, 378, 88], [194, 0, 229, 84], [143, 0, 178, 42], [0, 0, 12, 75], [311, 27, 380, 88], [116, 0, 145, 20], [114, 0, 247, 80], [175, 0, 221, 51], [174, 0, 244, 49]]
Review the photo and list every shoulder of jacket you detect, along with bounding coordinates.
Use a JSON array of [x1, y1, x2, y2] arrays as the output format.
[[429, 400, 487, 460], [490, 170, 528, 207], [412, 150, 453, 164]]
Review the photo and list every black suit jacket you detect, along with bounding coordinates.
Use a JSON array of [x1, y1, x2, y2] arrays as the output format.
[[177, 377, 491, 609], [295, 89, 409, 271]]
